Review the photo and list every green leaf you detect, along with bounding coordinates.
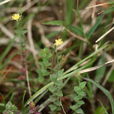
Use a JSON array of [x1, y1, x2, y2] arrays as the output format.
[[74, 96, 82, 101], [71, 101, 84, 110], [104, 6, 114, 15], [79, 81, 86, 89], [39, 48, 52, 59], [46, 31, 60, 39], [5, 102, 17, 111], [3, 111, 14, 114], [87, 15, 103, 39], [65, 0, 74, 25], [108, 70, 114, 82], [66, 25, 84, 36], [95, 56, 106, 83], [37, 76, 45, 83], [94, 106, 108, 114], [70, 105, 77, 110], [74, 86, 81, 93], [37, 68, 49, 77], [49, 104, 57, 111], [56, 70, 64, 78], [50, 74, 58, 82], [78, 91, 86, 97], [48, 85, 56, 93], [43, 20, 64, 26], [76, 108, 84, 114], [55, 90, 63, 97], [55, 81, 64, 88], [0, 38, 15, 64], [54, 100, 61, 106], [77, 100, 85, 106], [50, 70, 64, 82], [85, 78, 114, 114], [3, 102, 18, 114]]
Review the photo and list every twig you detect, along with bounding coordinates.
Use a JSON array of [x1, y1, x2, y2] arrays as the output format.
[[0, 0, 11, 6], [0, 23, 38, 55], [86, 2, 114, 9], [60, 98, 66, 114], [27, 19, 39, 68], [25, 65, 32, 97], [0, 23, 14, 39], [22, 0, 40, 12], [102, 53, 114, 86], [38, 99, 51, 112], [35, 22, 51, 47], [96, 27, 114, 43], [102, 66, 114, 86], [80, 60, 114, 74], [66, 29, 88, 43], [0, 38, 9, 45]]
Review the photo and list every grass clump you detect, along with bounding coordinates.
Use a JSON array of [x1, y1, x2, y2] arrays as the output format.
[[0, 0, 114, 114]]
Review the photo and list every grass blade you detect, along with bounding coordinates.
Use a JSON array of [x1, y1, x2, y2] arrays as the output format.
[[85, 78, 114, 114]]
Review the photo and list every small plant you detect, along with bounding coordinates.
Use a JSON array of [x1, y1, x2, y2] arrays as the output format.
[[3, 102, 18, 114], [70, 81, 86, 114], [48, 70, 64, 113], [37, 48, 52, 83], [0, 0, 114, 114]]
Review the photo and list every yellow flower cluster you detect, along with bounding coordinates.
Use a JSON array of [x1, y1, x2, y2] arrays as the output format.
[[11, 13, 21, 21], [54, 39, 63, 46]]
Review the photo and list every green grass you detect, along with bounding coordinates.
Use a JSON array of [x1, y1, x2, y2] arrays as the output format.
[[0, 0, 114, 114]]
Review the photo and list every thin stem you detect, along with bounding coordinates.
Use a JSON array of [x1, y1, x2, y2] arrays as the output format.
[[25, 65, 32, 97]]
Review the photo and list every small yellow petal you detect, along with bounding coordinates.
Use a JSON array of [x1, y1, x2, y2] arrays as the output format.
[[54, 39, 63, 46], [11, 13, 21, 21]]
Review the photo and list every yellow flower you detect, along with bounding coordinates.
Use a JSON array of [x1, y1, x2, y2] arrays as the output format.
[[11, 13, 21, 21], [54, 39, 63, 46]]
